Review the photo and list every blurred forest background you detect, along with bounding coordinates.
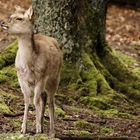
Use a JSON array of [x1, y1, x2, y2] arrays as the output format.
[[0, 0, 140, 139]]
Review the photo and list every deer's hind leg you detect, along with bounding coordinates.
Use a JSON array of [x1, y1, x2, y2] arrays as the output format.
[[47, 76, 60, 138], [40, 91, 47, 132]]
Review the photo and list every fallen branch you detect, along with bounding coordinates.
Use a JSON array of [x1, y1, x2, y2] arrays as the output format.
[[108, 0, 140, 7], [56, 136, 138, 140], [2, 112, 24, 117]]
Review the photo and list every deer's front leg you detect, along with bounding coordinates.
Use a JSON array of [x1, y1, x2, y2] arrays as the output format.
[[34, 80, 46, 133], [19, 79, 31, 134]]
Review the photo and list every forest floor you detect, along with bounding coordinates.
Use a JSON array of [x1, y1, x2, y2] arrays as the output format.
[[106, 4, 140, 61], [0, 1, 140, 140]]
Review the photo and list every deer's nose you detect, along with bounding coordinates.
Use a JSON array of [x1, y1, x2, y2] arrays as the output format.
[[2, 24, 9, 30], [0, 20, 9, 30]]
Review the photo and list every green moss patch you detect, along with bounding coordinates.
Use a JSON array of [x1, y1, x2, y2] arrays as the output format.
[[0, 42, 18, 88], [55, 106, 66, 118], [45, 106, 66, 118], [0, 133, 59, 140], [101, 109, 136, 119], [0, 90, 19, 114], [0, 41, 17, 70], [100, 127, 114, 136], [113, 50, 139, 68], [10, 119, 22, 130], [69, 130, 92, 136], [74, 120, 97, 130], [133, 67, 140, 77], [114, 50, 140, 78], [0, 95, 11, 114], [60, 62, 81, 87], [80, 96, 112, 110], [80, 52, 113, 96], [0, 65, 19, 88]]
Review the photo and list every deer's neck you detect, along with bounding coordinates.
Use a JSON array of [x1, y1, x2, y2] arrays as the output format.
[[17, 35, 35, 65], [18, 35, 33, 52]]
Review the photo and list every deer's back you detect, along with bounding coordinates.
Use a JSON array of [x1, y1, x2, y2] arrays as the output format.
[[33, 34, 63, 77], [34, 34, 60, 51]]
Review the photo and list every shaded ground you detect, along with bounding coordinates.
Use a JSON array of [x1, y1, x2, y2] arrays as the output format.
[[0, 1, 140, 140]]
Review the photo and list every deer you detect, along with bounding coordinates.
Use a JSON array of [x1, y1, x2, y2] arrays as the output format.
[[2, 6, 63, 138]]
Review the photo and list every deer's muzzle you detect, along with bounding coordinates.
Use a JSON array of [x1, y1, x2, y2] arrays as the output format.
[[0, 20, 9, 30]]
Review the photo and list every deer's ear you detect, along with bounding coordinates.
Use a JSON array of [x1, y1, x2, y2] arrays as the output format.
[[15, 5, 25, 12], [24, 6, 33, 20], [15, 5, 21, 11]]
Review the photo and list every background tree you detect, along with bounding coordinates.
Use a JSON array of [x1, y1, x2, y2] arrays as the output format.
[[32, 0, 140, 106]]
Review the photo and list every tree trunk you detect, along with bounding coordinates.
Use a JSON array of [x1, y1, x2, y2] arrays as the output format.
[[32, 0, 140, 109]]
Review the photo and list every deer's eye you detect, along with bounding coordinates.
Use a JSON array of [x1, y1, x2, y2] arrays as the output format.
[[16, 18, 23, 21]]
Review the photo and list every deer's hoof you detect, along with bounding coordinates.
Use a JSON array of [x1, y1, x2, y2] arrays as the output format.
[[36, 126, 43, 134], [21, 124, 27, 134], [49, 131, 55, 139]]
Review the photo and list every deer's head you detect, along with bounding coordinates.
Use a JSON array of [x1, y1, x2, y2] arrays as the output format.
[[7, 6, 33, 35]]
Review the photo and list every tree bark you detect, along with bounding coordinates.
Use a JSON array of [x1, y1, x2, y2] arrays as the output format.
[[32, 0, 140, 108]]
